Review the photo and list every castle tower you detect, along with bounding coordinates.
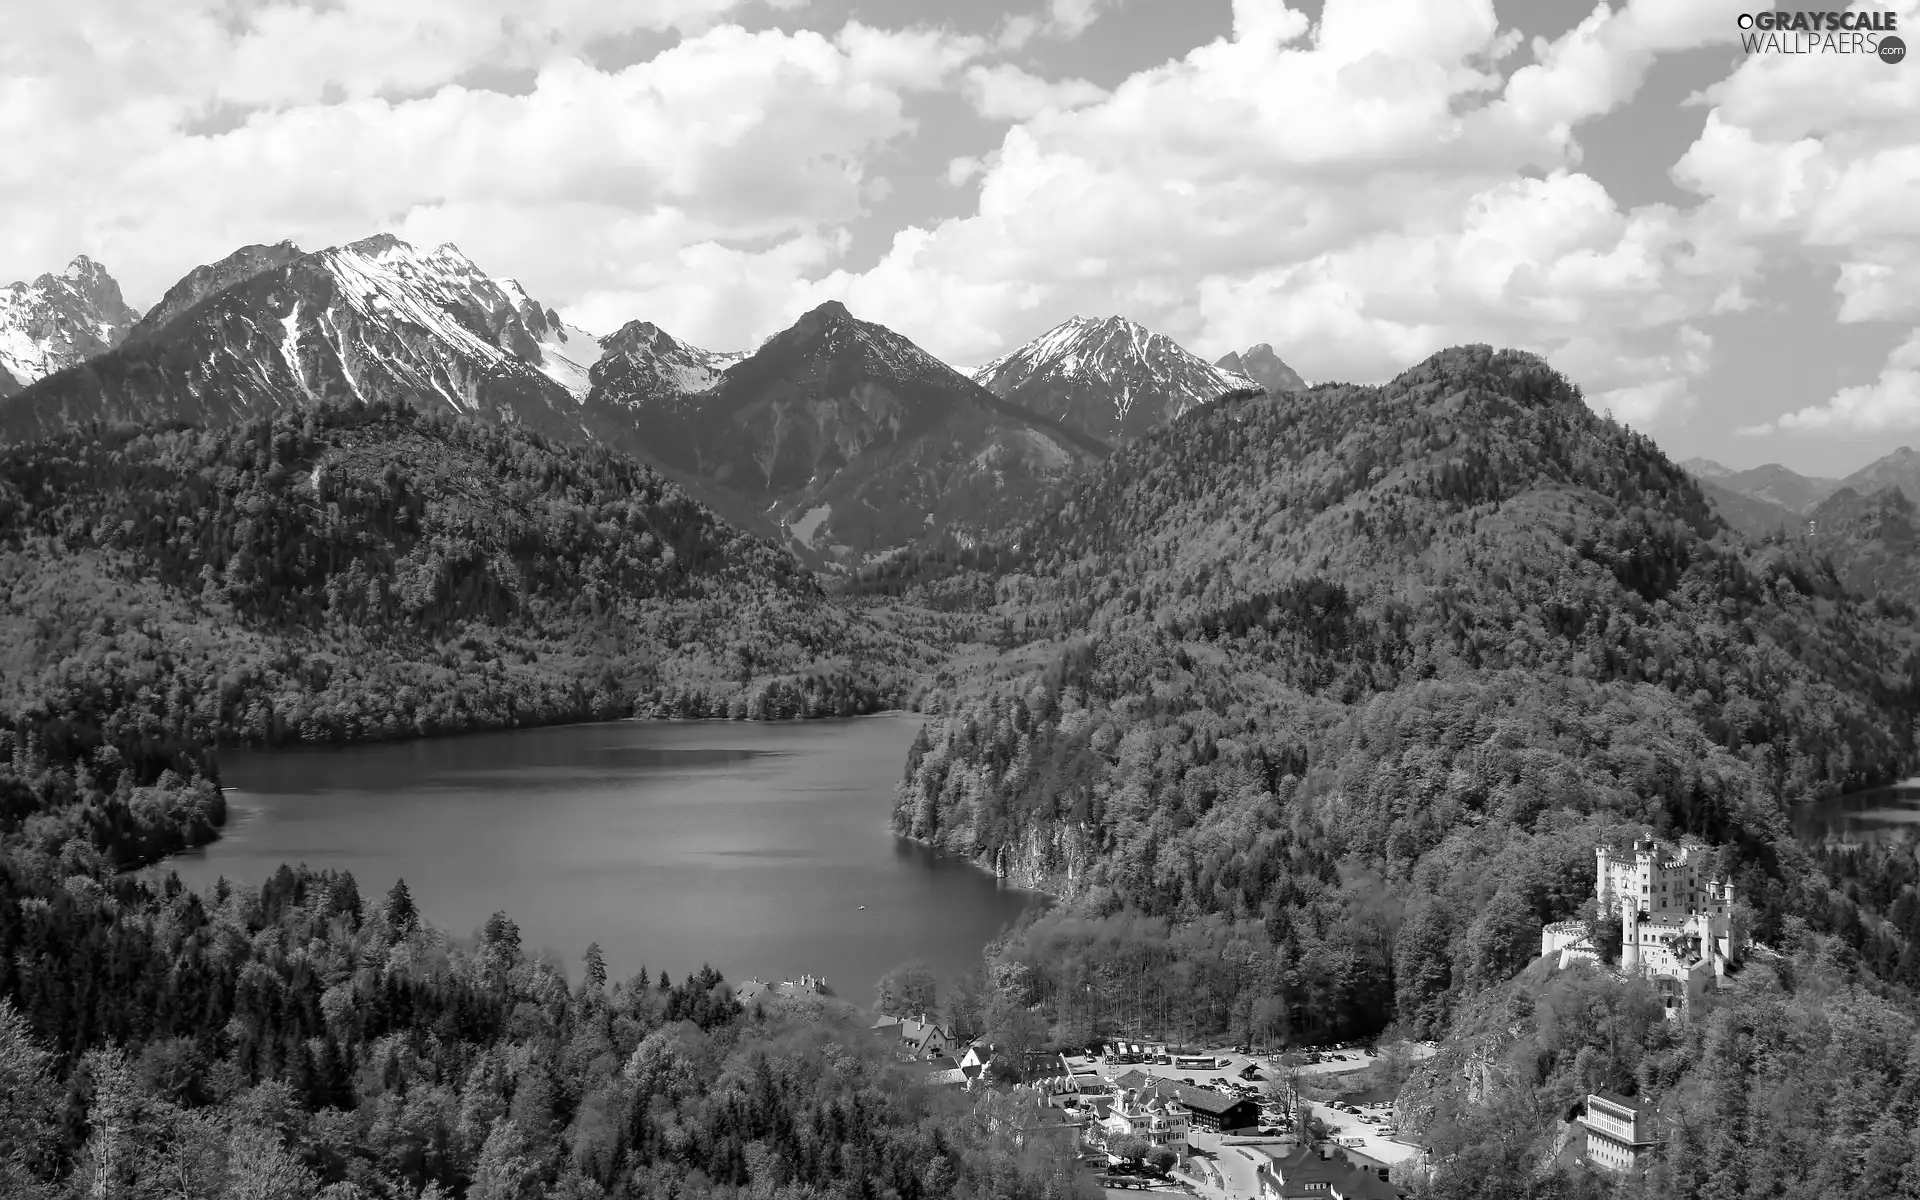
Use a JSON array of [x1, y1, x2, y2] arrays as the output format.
[[1621, 903, 1641, 971]]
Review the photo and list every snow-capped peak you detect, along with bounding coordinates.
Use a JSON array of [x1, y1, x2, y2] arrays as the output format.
[[0, 254, 140, 390], [971, 313, 1256, 444], [588, 318, 746, 408], [316, 234, 602, 400]]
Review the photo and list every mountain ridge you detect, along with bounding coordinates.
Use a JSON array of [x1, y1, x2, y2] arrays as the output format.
[[0, 235, 601, 448], [972, 314, 1257, 445]]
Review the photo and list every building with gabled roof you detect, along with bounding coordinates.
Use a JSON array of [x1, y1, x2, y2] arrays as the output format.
[[1092, 1082, 1190, 1160], [1252, 1144, 1407, 1199], [869, 1013, 955, 1062]]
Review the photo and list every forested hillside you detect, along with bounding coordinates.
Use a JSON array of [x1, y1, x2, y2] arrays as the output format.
[[0, 399, 939, 749], [885, 346, 1920, 1195]]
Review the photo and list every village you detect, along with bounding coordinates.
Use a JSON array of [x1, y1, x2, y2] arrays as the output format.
[[856, 1000, 1433, 1200], [833, 836, 1738, 1197]]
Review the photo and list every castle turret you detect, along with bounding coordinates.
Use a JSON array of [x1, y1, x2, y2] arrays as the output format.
[[1622, 903, 1641, 971]]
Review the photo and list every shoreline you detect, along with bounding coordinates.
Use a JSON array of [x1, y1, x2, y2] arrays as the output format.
[[893, 829, 1064, 904]]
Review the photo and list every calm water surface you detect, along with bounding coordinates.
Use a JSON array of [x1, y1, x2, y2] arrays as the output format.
[[1794, 777, 1920, 849], [166, 714, 1045, 995]]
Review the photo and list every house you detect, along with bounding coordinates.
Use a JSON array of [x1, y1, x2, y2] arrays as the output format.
[[978, 1088, 1086, 1152], [1173, 1086, 1261, 1133], [1101, 1073, 1259, 1136], [733, 978, 772, 1005], [1090, 1083, 1191, 1160], [869, 1013, 954, 1061], [958, 1038, 992, 1072], [1252, 1144, 1407, 1200], [1582, 1091, 1657, 1174]]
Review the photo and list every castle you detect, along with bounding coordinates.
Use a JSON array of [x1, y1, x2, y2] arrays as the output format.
[[1541, 838, 1737, 1016]]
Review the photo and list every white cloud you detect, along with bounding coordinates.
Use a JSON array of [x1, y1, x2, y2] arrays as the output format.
[[8, 0, 1914, 441], [1668, 0, 1920, 439], [996, 0, 1114, 50], [1744, 329, 1920, 434], [794, 0, 1748, 419], [962, 64, 1108, 121], [0, 6, 985, 337]]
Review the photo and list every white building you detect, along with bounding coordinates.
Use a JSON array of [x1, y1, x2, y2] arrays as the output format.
[[1582, 1091, 1657, 1174], [1596, 838, 1737, 1016], [1091, 1083, 1191, 1160]]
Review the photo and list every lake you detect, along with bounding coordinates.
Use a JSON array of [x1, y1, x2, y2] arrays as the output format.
[[1792, 777, 1920, 850], [163, 713, 1047, 998]]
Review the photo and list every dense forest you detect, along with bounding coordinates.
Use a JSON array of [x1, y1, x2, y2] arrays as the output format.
[[0, 400, 966, 766], [0, 834, 1090, 1199], [884, 347, 1920, 1195]]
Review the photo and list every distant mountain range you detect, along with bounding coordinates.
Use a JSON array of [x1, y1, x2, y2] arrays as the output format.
[[0, 238, 1301, 561], [1680, 457, 1842, 515]]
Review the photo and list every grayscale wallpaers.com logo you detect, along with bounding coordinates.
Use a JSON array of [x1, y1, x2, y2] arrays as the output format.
[[1737, 10, 1905, 62]]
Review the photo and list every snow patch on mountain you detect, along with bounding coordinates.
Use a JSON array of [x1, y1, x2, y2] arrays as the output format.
[[534, 323, 603, 400], [790, 504, 833, 548]]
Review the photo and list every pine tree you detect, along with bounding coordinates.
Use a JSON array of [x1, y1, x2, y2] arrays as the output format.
[[386, 878, 418, 937], [583, 943, 607, 996]]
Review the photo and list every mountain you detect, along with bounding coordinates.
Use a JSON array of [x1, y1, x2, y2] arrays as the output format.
[[1804, 485, 1920, 604], [1840, 445, 1920, 504], [584, 319, 746, 414], [620, 300, 1109, 559], [970, 315, 1256, 446], [0, 255, 140, 395], [1696, 476, 1796, 538], [0, 235, 601, 446], [1678, 458, 1839, 513], [1680, 456, 1734, 480], [1214, 343, 1306, 394], [124, 240, 303, 343]]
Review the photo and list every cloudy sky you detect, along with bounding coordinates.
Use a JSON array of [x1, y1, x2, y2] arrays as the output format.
[[3, 0, 1916, 476]]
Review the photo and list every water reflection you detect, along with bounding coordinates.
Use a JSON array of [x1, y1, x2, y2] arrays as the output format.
[[1794, 778, 1920, 848]]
